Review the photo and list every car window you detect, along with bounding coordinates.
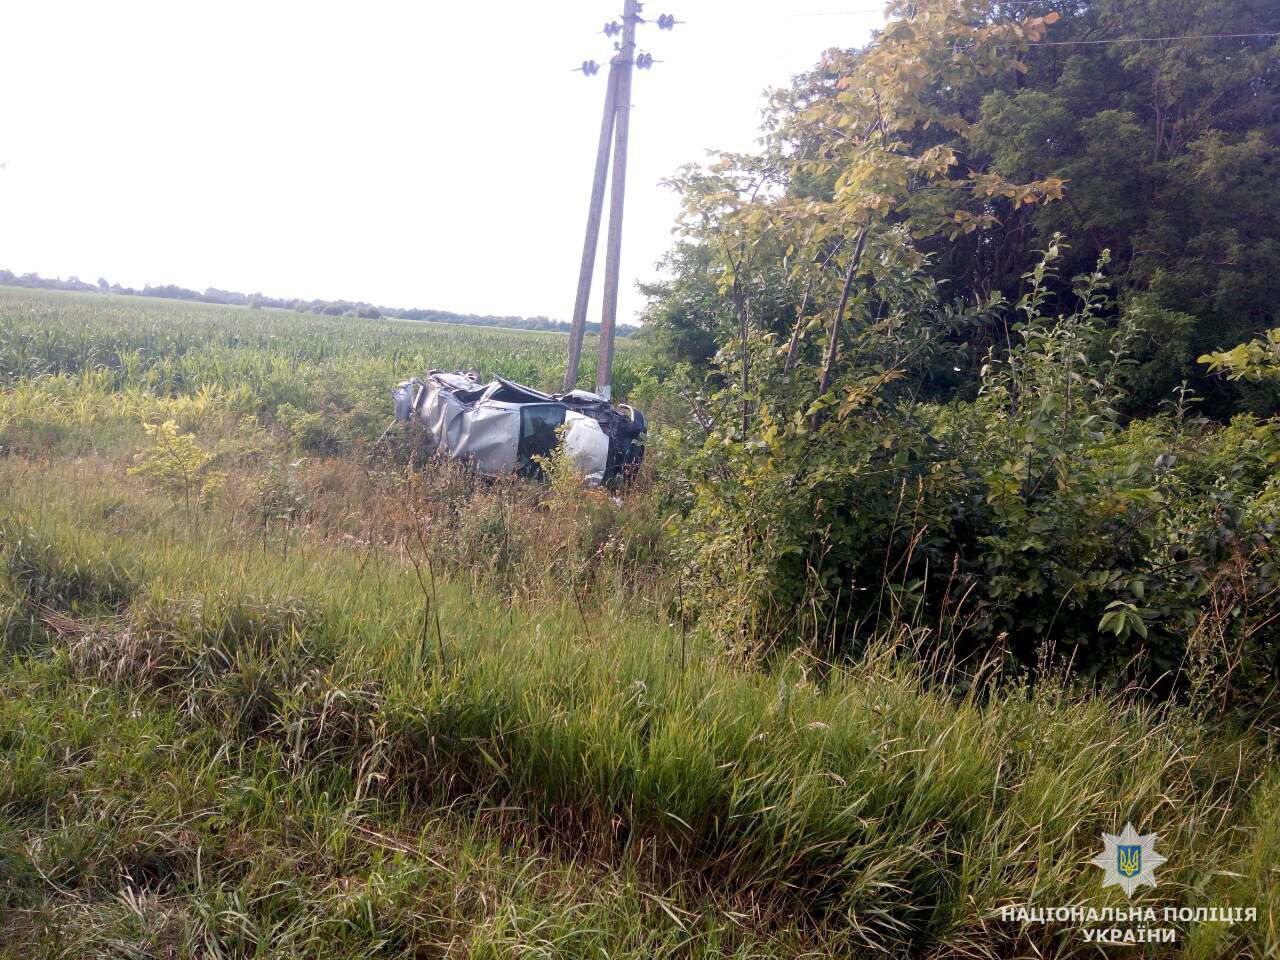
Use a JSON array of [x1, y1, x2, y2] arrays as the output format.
[[517, 404, 567, 475]]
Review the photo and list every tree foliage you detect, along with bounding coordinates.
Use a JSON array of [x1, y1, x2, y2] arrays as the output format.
[[926, 0, 1279, 411], [648, 1, 1280, 712], [647, 0, 1280, 414]]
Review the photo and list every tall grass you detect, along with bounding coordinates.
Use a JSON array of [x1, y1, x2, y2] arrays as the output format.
[[2, 655, 813, 959], [2, 460, 1276, 957]]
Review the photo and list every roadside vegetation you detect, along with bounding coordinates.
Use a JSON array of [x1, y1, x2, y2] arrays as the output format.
[[2, 453, 1277, 958], [2, 278, 1278, 955], [0, 267, 632, 336]]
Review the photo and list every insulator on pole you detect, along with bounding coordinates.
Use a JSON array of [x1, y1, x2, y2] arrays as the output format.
[[603, 20, 622, 36], [579, 59, 601, 76], [657, 13, 678, 29]]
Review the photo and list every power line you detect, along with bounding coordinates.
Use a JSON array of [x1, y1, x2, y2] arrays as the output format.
[[1031, 32, 1280, 45], [791, 7, 892, 14], [789, 10, 1280, 47], [793, 2, 1047, 14]]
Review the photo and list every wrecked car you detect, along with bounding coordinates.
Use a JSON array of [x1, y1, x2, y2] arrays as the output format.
[[393, 371, 645, 485]]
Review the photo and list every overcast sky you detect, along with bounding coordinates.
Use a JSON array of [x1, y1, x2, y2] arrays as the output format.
[[1, 1, 882, 323]]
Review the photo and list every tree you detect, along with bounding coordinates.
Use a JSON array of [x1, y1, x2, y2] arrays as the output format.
[[662, 0, 1065, 647], [950, 0, 1280, 412], [652, 1, 1279, 416]]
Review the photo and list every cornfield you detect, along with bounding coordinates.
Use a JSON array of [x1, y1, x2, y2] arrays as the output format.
[[0, 286, 647, 442]]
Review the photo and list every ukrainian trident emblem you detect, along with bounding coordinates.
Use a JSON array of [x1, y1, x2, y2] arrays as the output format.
[[1091, 823, 1167, 898], [1117, 844, 1142, 878]]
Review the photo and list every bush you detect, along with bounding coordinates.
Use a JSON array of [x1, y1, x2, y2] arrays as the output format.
[[129, 420, 224, 521], [670, 242, 1280, 712], [275, 403, 344, 455]]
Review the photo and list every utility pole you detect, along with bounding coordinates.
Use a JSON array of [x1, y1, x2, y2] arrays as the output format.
[[593, 0, 636, 402], [564, 3, 678, 397], [564, 62, 619, 392]]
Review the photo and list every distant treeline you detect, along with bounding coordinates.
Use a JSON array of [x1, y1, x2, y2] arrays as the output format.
[[0, 269, 635, 336]]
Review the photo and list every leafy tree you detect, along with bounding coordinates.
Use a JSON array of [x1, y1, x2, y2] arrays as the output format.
[[663, 0, 1064, 648], [652, 3, 1280, 710], [652, 0, 1280, 416], [952, 0, 1280, 411], [638, 244, 734, 374]]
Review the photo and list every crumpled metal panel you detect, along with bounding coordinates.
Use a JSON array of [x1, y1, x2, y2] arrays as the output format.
[[563, 411, 609, 485], [392, 380, 417, 422], [417, 381, 519, 475]]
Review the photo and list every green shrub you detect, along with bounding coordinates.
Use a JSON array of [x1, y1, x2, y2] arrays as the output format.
[[670, 242, 1280, 711], [276, 403, 344, 455]]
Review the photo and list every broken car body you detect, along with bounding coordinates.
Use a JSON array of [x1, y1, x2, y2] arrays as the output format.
[[393, 371, 645, 484]]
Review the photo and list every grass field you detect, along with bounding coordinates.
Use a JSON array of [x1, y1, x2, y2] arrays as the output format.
[[0, 287, 649, 459], [2, 287, 1279, 958]]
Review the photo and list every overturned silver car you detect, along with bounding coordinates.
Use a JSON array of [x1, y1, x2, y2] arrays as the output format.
[[393, 372, 645, 485]]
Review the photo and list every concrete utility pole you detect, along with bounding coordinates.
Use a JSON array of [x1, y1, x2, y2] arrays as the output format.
[[563, 2, 677, 398], [593, 0, 637, 402], [563, 62, 620, 393]]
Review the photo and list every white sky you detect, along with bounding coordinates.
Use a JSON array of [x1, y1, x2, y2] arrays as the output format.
[[1, 1, 881, 324]]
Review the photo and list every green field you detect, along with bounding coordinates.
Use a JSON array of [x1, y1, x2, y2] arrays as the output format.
[[0, 287, 649, 458], [2, 287, 1278, 958]]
